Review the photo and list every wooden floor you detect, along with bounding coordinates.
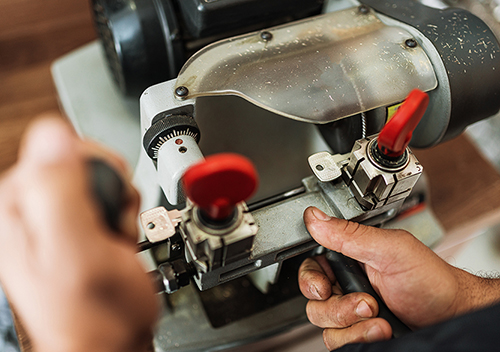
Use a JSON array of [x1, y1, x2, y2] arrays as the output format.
[[2, 1, 500, 351]]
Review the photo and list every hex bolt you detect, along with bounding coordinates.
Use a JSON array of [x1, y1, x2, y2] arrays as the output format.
[[175, 86, 189, 98], [405, 39, 418, 48], [260, 31, 273, 41], [358, 5, 370, 14]]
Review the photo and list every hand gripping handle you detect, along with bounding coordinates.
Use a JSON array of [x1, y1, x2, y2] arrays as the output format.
[[326, 251, 411, 338]]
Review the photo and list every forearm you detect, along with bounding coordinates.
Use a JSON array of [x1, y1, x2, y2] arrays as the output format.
[[453, 267, 500, 316]]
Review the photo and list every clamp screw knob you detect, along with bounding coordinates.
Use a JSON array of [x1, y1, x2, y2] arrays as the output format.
[[182, 154, 258, 221]]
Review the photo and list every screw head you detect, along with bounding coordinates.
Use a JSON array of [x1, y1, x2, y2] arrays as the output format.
[[405, 39, 418, 48], [358, 5, 370, 14], [260, 31, 273, 41], [175, 86, 189, 98], [171, 243, 181, 251], [159, 263, 179, 293]]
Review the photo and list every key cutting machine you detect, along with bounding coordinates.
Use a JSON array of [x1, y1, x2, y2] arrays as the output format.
[[54, 0, 500, 350]]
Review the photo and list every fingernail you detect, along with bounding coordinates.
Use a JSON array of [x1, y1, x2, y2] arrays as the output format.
[[23, 119, 74, 164], [366, 325, 384, 342], [356, 300, 373, 318], [311, 207, 331, 221], [310, 284, 322, 300]]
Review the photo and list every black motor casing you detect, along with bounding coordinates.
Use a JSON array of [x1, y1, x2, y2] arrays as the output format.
[[90, 0, 324, 96]]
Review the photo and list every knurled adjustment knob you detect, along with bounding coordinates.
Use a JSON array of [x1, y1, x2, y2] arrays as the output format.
[[143, 115, 200, 160], [182, 153, 258, 222], [371, 89, 429, 168]]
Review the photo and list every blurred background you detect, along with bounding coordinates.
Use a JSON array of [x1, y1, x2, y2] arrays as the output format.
[[0, 1, 95, 351]]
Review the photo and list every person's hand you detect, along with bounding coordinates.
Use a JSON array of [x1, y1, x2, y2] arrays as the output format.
[[299, 206, 500, 350], [0, 116, 159, 352]]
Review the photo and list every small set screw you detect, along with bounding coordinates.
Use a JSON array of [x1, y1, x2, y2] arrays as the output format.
[[171, 243, 181, 251], [358, 5, 370, 14], [405, 39, 418, 48], [260, 31, 273, 41], [175, 86, 189, 98]]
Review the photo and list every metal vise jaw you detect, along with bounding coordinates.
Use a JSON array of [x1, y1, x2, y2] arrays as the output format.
[[343, 136, 423, 210], [180, 201, 259, 274]]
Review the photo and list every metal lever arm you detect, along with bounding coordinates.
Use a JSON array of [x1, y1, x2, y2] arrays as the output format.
[[378, 89, 429, 157], [326, 251, 411, 338]]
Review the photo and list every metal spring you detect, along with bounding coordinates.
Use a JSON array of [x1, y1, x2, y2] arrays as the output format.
[[361, 112, 367, 139]]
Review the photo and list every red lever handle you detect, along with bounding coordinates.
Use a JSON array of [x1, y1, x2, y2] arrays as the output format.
[[378, 89, 429, 157], [182, 153, 258, 220]]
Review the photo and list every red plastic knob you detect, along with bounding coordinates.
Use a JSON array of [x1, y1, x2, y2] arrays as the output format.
[[378, 89, 430, 157], [182, 153, 258, 220]]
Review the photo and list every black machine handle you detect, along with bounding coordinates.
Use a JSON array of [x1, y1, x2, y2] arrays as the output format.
[[88, 159, 125, 232], [326, 251, 411, 338], [89, 159, 169, 293], [88, 159, 168, 255]]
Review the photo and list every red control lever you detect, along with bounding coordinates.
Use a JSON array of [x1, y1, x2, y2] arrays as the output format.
[[378, 89, 429, 157], [182, 153, 258, 220]]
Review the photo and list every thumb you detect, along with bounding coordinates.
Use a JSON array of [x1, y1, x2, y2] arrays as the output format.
[[304, 207, 412, 270]]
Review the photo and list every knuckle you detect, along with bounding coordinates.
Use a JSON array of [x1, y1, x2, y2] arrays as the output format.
[[334, 306, 351, 327], [341, 220, 361, 236], [298, 263, 312, 279], [299, 270, 315, 289], [300, 257, 320, 273], [327, 295, 356, 327]]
